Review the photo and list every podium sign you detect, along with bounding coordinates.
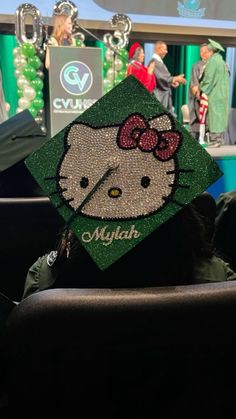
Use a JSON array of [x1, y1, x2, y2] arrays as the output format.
[[48, 46, 103, 137]]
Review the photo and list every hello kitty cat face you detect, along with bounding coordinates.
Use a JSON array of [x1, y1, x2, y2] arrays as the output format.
[[57, 113, 182, 220]]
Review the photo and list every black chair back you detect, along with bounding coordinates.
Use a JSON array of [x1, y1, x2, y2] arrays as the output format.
[[6, 283, 236, 418]]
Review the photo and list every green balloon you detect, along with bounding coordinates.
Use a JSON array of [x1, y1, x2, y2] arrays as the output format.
[[103, 61, 111, 73], [17, 89, 23, 98], [28, 106, 37, 118], [28, 56, 41, 70], [118, 49, 128, 60], [36, 91, 43, 98], [23, 65, 37, 80], [31, 77, 44, 91], [32, 97, 44, 110], [21, 43, 36, 58]]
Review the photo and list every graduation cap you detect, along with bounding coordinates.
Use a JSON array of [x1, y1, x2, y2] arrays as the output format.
[[208, 38, 225, 53], [0, 109, 46, 172], [25, 75, 222, 270], [128, 42, 142, 60]]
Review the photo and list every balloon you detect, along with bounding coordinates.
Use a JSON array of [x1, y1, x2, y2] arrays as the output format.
[[23, 85, 36, 100], [39, 125, 47, 134], [36, 91, 43, 98], [103, 14, 132, 52], [103, 61, 111, 73], [16, 107, 24, 114], [32, 97, 44, 110], [36, 47, 45, 60], [34, 115, 43, 124], [17, 75, 29, 89], [13, 47, 21, 57], [23, 65, 37, 80], [21, 43, 36, 58], [15, 3, 42, 46], [105, 48, 114, 62], [31, 77, 44, 91], [18, 96, 30, 110], [36, 70, 44, 79], [14, 68, 22, 78], [28, 55, 41, 70], [118, 48, 128, 61], [53, 0, 78, 21], [28, 106, 38, 118], [106, 68, 117, 81], [114, 58, 123, 71], [13, 56, 27, 68], [17, 89, 24, 98], [103, 78, 113, 94]]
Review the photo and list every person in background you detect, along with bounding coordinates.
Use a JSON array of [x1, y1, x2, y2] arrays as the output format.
[[188, 43, 212, 142], [151, 41, 186, 114], [0, 68, 10, 124], [126, 42, 156, 93], [45, 14, 76, 69], [199, 39, 230, 147]]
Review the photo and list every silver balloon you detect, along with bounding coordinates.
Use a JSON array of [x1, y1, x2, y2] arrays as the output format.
[[36, 70, 44, 79], [15, 3, 43, 46], [53, 0, 78, 21], [17, 75, 29, 89], [39, 125, 47, 134], [105, 48, 114, 62], [34, 115, 43, 124], [114, 57, 123, 71], [13, 47, 21, 57], [14, 68, 22, 78], [14, 55, 27, 68], [104, 14, 132, 51], [18, 96, 30, 110], [106, 68, 117, 81], [23, 85, 36, 100]]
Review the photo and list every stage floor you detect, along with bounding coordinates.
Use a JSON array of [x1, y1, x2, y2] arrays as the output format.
[[206, 145, 236, 158], [205, 145, 236, 199]]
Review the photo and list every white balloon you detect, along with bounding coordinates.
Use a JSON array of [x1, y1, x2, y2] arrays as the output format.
[[14, 56, 27, 68], [106, 68, 117, 81], [17, 75, 29, 89], [23, 85, 36, 100], [105, 48, 114, 62], [14, 68, 22, 78], [13, 47, 21, 57], [114, 57, 123, 71], [16, 107, 24, 113], [18, 96, 30, 110]]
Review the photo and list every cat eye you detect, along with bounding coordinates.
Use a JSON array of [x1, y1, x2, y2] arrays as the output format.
[[141, 176, 151, 188], [80, 177, 89, 188]]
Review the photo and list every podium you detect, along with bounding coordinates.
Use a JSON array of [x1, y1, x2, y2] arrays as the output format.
[[47, 46, 103, 137]]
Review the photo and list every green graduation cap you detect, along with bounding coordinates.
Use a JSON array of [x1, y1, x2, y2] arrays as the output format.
[[208, 38, 225, 52], [25, 75, 222, 270]]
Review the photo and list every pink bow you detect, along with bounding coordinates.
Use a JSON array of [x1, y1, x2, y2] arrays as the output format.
[[117, 113, 181, 161]]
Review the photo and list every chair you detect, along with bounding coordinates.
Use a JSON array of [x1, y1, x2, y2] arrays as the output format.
[[181, 104, 190, 127], [0, 197, 63, 301], [6, 283, 236, 418]]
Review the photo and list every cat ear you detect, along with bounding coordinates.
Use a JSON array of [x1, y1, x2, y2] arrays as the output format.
[[150, 113, 174, 131], [65, 124, 79, 147]]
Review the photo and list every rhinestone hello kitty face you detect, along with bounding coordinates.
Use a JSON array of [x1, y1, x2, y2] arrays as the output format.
[[55, 112, 183, 220]]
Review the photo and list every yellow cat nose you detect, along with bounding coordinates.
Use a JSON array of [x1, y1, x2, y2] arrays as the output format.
[[108, 187, 122, 198]]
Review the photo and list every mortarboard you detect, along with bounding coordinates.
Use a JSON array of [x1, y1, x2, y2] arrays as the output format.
[[208, 38, 225, 53], [25, 75, 222, 270], [128, 42, 142, 60]]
